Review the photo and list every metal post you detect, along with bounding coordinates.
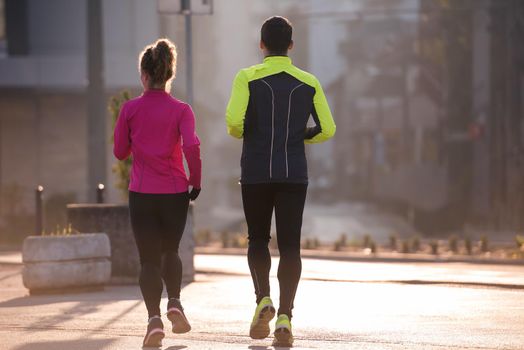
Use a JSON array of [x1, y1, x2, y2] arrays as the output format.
[[182, 0, 194, 106], [35, 185, 43, 236], [87, 0, 107, 201], [96, 183, 105, 204], [401, 61, 410, 159]]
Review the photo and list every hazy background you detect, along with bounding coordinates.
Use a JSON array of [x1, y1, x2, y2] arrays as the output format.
[[0, 0, 522, 244]]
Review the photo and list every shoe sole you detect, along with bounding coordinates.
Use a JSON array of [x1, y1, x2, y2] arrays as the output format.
[[273, 327, 293, 347], [142, 328, 164, 348], [167, 308, 192, 334], [249, 305, 276, 339]]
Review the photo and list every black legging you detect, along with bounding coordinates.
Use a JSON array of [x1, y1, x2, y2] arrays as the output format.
[[241, 183, 307, 318], [129, 191, 189, 318]]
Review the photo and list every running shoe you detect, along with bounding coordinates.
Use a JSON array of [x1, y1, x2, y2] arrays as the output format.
[[167, 298, 191, 334], [249, 296, 276, 339], [273, 314, 294, 347], [143, 316, 165, 348]]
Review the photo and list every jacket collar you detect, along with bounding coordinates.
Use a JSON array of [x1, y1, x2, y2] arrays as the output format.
[[143, 88, 168, 96], [263, 56, 292, 65]]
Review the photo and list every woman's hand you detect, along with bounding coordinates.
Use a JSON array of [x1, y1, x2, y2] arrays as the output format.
[[189, 187, 201, 201]]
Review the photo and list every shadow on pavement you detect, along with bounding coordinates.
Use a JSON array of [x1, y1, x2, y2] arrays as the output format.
[[0, 286, 143, 333], [0, 283, 192, 336], [90, 299, 142, 334], [0, 270, 21, 283], [12, 338, 116, 350], [0, 286, 142, 307], [164, 346, 187, 350], [248, 346, 291, 350]]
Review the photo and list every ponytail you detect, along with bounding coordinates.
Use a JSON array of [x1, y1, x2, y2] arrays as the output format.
[[139, 38, 177, 89]]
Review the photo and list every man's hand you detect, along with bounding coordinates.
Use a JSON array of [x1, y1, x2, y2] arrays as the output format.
[[189, 187, 201, 201]]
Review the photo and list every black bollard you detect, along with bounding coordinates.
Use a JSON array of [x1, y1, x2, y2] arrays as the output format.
[[35, 185, 44, 236], [96, 183, 105, 204]]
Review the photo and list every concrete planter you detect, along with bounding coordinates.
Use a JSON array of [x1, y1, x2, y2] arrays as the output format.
[[66, 203, 195, 283], [22, 233, 111, 294]]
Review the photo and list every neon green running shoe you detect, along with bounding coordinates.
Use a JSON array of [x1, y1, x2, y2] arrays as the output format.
[[273, 314, 294, 347], [249, 296, 276, 339]]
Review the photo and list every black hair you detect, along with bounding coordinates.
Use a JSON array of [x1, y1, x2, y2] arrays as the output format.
[[139, 38, 177, 88], [261, 16, 293, 55]]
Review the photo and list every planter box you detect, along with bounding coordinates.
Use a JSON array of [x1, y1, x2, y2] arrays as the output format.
[[22, 233, 111, 294], [67, 203, 195, 283], [67, 204, 139, 278]]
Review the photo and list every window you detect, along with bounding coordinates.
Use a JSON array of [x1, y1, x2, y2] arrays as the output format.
[[0, 0, 6, 56], [4, 0, 29, 56]]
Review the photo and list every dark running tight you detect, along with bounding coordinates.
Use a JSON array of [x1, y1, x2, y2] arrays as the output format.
[[241, 183, 307, 319], [129, 191, 189, 318]]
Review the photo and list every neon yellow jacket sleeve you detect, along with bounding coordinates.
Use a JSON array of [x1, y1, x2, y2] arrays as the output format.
[[226, 69, 250, 139], [305, 78, 336, 144]]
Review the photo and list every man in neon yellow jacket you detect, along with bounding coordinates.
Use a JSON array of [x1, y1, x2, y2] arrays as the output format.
[[225, 16, 336, 347]]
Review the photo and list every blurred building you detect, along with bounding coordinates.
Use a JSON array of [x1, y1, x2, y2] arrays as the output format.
[[1, 0, 521, 241], [0, 0, 327, 238], [315, 0, 449, 231], [415, 0, 524, 232], [0, 0, 159, 239]]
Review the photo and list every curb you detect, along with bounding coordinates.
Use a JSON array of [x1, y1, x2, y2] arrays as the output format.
[[195, 247, 524, 266], [195, 268, 524, 290], [3, 248, 523, 267], [0, 252, 22, 266]]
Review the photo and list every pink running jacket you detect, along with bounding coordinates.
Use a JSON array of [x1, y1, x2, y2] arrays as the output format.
[[113, 89, 202, 194]]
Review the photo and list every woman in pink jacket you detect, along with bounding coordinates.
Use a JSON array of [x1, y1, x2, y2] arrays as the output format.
[[113, 38, 201, 347]]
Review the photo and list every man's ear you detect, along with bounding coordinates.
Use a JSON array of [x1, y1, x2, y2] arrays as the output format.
[[288, 40, 294, 51], [260, 40, 265, 50]]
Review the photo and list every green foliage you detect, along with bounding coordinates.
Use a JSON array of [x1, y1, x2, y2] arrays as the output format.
[[42, 223, 77, 236], [109, 91, 132, 199], [389, 234, 398, 251], [480, 235, 489, 253], [220, 231, 230, 248], [195, 229, 212, 246], [430, 240, 439, 255], [303, 237, 320, 250], [465, 236, 473, 255], [448, 234, 459, 253], [362, 234, 371, 248], [333, 233, 348, 251], [218, 231, 247, 249], [401, 240, 410, 254], [516, 235, 524, 249], [303, 239, 312, 249], [370, 240, 377, 254], [411, 235, 421, 252], [44, 192, 76, 234], [338, 233, 347, 247], [231, 234, 248, 248]]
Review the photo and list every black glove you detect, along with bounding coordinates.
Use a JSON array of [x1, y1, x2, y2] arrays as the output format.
[[189, 187, 201, 201]]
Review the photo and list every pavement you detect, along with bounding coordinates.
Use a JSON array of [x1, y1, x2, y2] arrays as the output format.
[[0, 252, 523, 349]]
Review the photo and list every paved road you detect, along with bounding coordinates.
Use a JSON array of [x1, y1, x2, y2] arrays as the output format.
[[0, 255, 523, 349]]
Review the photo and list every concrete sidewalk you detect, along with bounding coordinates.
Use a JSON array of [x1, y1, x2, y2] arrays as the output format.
[[0, 251, 22, 265], [195, 254, 524, 289], [0, 254, 523, 349], [196, 246, 524, 267]]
